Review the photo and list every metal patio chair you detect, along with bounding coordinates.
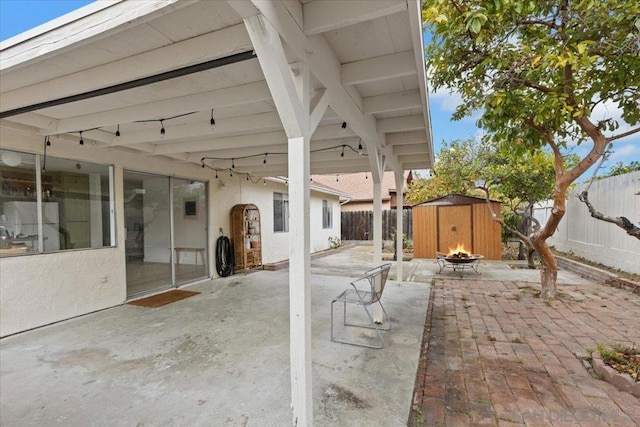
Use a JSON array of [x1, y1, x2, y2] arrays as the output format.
[[330, 263, 392, 349]]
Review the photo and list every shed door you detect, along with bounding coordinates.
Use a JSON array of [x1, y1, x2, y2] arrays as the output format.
[[438, 205, 472, 254]]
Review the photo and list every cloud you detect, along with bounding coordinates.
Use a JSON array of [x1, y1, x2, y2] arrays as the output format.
[[429, 87, 464, 113], [608, 141, 640, 163]]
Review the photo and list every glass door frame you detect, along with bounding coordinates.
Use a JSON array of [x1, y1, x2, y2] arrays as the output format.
[[123, 170, 209, 299]]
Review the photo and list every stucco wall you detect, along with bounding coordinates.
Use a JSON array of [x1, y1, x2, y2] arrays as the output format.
[[0, 127, 340, 336], [237, 179, 340, 263]]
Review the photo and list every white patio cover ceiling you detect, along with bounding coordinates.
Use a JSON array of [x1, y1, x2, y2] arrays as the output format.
[[0, 0, 433, 178]]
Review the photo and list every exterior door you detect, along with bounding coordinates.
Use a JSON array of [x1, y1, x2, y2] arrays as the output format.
[[438, 205, 472, 254], [124, 172, 172, 298]]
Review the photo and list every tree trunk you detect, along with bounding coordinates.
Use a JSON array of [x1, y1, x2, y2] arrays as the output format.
[[531, 235, 558, 298], [526, 247, 536, 269], [517, 217, 527, 260], [530, 191, 567, 299]]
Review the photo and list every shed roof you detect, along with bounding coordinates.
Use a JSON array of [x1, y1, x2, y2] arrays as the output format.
[[414, 193, 501, 206]]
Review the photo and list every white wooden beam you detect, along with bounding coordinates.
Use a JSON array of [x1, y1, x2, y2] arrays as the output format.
[[112, 112, 282, 147], [393, 144, 431, 156], [363, 90, 422, 115], [233, 0, 404, 176], [378, 115, 425, 133], [50, 81, 271, 135], [403, 160, 432, 169], [3, 113, 58, 133], [386, 130, 428, 146], [157, 123, 358, 156], [0, 0, 191, 71], [398, 155, 431, 167], [341, 51, 416, 86], [309, 89, 329, 134], [245, 14, 303, 138], [407, 0, 435, 168], [1, 23, 252, 113], [303, 0, 406, 35], [243, 12, 313, 426], [395, 170, 405, 281], [372, 151, 384, 322]]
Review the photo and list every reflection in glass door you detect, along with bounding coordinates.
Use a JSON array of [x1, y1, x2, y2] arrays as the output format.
[[124, 172, 172, 298], [172, 178, 208, 285], [124, 172, 209, 298]]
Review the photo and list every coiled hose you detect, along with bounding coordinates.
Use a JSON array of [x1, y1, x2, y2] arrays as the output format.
[[216, 235, 234, 277]]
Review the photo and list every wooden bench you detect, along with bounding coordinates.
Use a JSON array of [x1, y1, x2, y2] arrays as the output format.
[[330, 263, 392, 349], [174, 247, 205, 266]]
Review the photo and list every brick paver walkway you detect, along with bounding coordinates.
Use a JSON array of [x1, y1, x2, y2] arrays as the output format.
[[410, 280, 640, 426]]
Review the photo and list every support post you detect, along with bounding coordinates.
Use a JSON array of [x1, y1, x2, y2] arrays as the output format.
[[244, 14, 313, 426], [371, 152, 384, 322], [395, 169, 404, 280]]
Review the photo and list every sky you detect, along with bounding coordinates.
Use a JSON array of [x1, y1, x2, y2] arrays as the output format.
[[1, 0, 638, 178]]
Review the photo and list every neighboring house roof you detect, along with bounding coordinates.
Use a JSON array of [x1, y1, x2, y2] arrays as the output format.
[[310, 171, 412, 204], [266, 177, 350, 199]]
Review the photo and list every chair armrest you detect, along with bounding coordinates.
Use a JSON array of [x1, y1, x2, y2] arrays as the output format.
[[349, 277, 373, 299]]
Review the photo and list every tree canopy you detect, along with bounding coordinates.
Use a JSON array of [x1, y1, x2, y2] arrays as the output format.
[[422, 0, 640, 298], [423, 0, 640, 152]]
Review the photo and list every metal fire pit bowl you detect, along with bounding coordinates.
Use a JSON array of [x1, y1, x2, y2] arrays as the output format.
[[436, 253, 484, 276]]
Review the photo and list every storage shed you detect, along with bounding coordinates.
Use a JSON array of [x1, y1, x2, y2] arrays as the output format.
[[412, 194, 502, 260]]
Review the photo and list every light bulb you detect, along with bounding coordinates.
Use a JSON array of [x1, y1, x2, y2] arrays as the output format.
[[340, 121, 347, 134]]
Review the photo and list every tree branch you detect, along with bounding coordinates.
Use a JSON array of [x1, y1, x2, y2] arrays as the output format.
[[515, 18, 560, 30], [509, 76, 553, 94], [578, 191, 640, 239], [479, 186, 531, 244], [608, 126, 640, 142]]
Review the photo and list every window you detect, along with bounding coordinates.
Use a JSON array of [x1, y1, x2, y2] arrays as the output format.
[[322, 199, 333, 229], [0, 149, 115, 257], [273, 192, 289, 232]]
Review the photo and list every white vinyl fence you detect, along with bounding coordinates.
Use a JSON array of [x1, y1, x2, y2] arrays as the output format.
[[534, 171, 640, 275]]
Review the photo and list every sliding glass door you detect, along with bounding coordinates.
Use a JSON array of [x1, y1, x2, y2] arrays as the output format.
[[124, 172, 208, 298], [172, 178, 208, 285]]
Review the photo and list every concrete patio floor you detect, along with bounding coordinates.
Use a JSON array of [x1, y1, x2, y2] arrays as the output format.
[[0, 257, 430, 426], [3, 245, 637, 426]]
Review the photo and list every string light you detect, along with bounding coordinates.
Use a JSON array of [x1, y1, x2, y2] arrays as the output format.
[[340, 121, 347, 134], [79, 131, 84, 145], [210, 109, 216, 130], [200, 142, 366, 185], [46, 135, 51, 146], [134, 111, 197, 139], [358, 139, 363, 154], [115, 124, 121, 138]]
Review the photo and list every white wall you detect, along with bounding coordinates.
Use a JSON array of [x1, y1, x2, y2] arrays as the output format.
[[0, 127, 341, 336], [534, 171, 640, 275], [237, 179, 341, 263]]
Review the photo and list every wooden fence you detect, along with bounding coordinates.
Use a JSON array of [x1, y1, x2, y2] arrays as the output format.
[[341, 209, 413, 241]]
